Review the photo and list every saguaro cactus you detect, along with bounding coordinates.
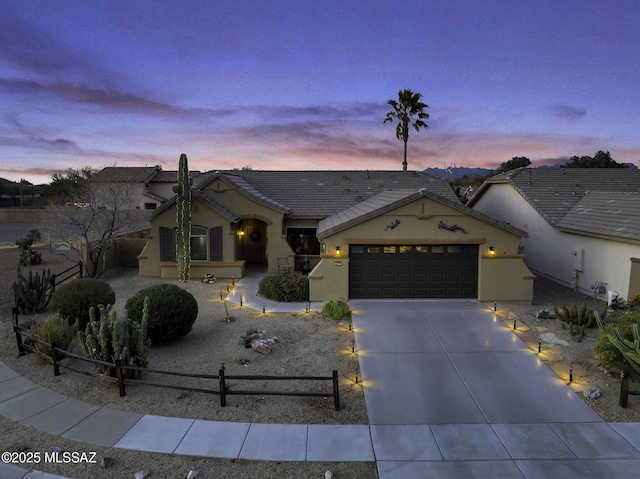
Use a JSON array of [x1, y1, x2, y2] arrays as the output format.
[[175, 153, 192, 281]]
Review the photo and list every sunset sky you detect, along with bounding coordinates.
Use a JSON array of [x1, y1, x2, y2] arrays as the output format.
[[2, 1, 639, 184]]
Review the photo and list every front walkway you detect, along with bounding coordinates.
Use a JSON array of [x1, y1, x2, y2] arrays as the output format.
[[2, 275, 640, 478]]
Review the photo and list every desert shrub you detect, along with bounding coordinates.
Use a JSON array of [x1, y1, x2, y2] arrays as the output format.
[[258, 272, 309, 302], [595, 310, 640, 370], [322, 296, 351, 320], [19, 245, 42, 266], [29, 313, 78, 358], [16, 229, 41, 250], [50, 278, 116, 331], [125, 284, 198, 344]]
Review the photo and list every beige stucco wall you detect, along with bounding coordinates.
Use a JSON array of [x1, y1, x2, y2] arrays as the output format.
[[139, 178, 294, 278], [472, 183, 638, 301], [309, 196, 533, 302]]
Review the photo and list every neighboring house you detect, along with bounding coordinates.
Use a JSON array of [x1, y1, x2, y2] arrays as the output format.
[[89, 166, 201, 211], [468, 167, 640, 301], [138, 169, 534, 302]]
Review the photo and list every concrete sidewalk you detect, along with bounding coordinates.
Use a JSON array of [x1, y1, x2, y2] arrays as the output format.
[[2, 275, 640, 478]]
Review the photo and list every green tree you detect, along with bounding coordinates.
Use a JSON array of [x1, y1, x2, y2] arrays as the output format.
[[495, 156, 531, 174], [47, 167, 95, 205], [384, 89, 430, 171], [564, 150, 627, 168]]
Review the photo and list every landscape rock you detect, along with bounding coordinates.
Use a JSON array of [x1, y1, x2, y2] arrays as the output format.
[[584, 387, 601, 399], [253, 344, 272, 355]]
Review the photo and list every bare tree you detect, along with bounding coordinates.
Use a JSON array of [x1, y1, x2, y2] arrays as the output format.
[[46, 180, 140, 278]]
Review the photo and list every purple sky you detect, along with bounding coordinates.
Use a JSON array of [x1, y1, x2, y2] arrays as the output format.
[[2, 1, 640, 184]]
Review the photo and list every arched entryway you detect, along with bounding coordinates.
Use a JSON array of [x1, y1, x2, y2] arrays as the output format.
[[236, 218, 267, 266]]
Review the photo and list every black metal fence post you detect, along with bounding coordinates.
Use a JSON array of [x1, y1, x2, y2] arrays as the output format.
[[219, 365, 226, 407], [332, 370, 340, 411]]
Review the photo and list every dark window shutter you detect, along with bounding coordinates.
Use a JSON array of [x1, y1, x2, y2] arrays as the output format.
[[159, 226, 175, 261], [210, 226, 223, 261]]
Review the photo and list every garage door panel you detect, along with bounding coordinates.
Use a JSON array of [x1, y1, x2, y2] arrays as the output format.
[[349, 244, 478, 299]]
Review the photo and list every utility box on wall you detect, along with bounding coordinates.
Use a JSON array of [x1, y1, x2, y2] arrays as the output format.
[[573, 248, 585, 271]]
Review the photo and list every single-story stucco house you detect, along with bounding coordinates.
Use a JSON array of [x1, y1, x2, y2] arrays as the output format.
[[468, 167, 640, 301], [137, 169, 534, 302]]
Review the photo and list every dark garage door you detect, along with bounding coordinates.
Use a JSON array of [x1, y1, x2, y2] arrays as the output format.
[[349, 244, 478, 298]]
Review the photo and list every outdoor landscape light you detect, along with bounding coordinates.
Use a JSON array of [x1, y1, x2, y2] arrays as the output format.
[[569, 365, 573, 383], [538, 338, 542, 353], [262, 303, 266, 314], [494, 300, 497, 312], [351, 339, 356, 353], [513, 318, 517, 330], [240, 297, 243, 307], [220, 288, 223, 300], [355, 367, 359, 384]]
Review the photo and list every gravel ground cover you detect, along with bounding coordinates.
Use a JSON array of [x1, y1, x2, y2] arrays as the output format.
[[1, 245, 640, 478]]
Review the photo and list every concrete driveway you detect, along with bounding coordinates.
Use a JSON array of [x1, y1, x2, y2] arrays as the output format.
[[350, 299, 640, 478]]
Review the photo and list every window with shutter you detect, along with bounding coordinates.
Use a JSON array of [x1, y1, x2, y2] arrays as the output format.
[[209, 226, 223, 261], [159, 226, 175, 261]]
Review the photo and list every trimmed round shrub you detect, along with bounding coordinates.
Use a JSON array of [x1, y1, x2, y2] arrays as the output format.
[[50, 278, 115, 331], [258, 272, 309, 302], [322, 296, 351, 320], [125, 284, 198, 344]]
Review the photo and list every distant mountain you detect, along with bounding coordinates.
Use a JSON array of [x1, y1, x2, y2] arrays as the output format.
[[424, 167, 492, 180]]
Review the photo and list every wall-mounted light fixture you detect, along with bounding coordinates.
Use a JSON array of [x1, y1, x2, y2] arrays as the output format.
[[488, 246, 496, 256], [335, 246, 341, 256]]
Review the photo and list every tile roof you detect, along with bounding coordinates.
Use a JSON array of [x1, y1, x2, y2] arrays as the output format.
[[318, 188, 527, 238], [150, 170, 202, 183], [468, 167, 640, 241], [555, 191, 640, 242], [91, 167, 201, 184], [91, 166, 160, 183], [193, 170, 458, 217]]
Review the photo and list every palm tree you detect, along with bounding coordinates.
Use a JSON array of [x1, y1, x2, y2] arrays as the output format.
[[384, 89, 430, 171]]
